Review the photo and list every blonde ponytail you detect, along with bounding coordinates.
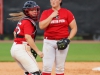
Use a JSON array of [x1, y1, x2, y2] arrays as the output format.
[[7, 12, 26, 21]]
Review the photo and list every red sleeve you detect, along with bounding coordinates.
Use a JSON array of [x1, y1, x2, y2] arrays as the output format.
[[67, 10, 75, 24], [39, 10, 48, 21], [23, 20, 35, 35]]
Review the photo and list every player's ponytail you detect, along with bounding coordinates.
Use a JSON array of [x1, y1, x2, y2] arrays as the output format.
[[7, 12, 26, 21]]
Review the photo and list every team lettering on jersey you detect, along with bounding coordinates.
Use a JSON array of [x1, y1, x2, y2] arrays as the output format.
[[50, 19, 65, 24]]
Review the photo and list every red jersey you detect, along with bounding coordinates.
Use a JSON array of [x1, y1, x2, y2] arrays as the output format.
[[14, 18, 36, 43], [39, 8, 74, 39]]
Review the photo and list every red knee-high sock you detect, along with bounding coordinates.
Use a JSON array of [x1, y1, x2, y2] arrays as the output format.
[[56, 73, 64, 75], [42, 72, 51, 75]]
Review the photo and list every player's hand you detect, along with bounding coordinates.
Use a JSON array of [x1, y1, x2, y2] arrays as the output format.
[[50, 10, 58, 18], [37, 50, 43, 58]]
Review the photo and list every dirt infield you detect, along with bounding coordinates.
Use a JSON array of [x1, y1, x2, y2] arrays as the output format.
[[0, 62, 100, 75]]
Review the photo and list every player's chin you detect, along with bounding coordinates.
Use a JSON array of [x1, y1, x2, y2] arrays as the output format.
[[52, 5, 58, 9], [32, 14, 37, 17]]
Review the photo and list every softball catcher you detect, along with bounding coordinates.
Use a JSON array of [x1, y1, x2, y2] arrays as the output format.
[[10, 0, 43, 75]]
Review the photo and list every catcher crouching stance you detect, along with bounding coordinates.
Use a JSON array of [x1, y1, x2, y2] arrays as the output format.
[[10, 0, 43, 75]]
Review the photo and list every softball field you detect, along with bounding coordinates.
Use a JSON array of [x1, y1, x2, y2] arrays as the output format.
[[0, 62, 100, 75], [0, 40, 100, 75]]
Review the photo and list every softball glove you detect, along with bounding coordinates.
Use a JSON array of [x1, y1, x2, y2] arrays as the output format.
[[57, 38, 70, 50]]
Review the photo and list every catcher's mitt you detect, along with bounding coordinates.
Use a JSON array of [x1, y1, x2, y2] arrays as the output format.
[[31, 48, 37, 58], [57, 38, 70, 50]]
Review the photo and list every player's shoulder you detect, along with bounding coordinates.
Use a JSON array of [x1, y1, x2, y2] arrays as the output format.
[[22, 17, 33, 22], [20, 18, 32, 25], [61, 8, 74, 15], [21, 19, 30, 23]]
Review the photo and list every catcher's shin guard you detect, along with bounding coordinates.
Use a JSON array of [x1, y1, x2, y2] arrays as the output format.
[[31, 71, 41, 75], [24, 72, 29, 75]]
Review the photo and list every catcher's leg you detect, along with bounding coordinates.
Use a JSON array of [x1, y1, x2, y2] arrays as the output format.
[[11, 44, 41, 74], [24, 72, 29, 75], [28, 71, 41, 75], [24, 70, 41, 75], [13, 44, 39, 72]]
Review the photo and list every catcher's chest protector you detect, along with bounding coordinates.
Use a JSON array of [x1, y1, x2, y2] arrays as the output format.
[[22, 17, 37, 39]]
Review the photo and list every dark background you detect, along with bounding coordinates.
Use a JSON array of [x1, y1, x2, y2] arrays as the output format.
[[3, 0, 100, 40]]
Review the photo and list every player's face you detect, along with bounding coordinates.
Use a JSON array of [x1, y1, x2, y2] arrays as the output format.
[[50, 0, 62, 8], [28, 7, 40, 17]]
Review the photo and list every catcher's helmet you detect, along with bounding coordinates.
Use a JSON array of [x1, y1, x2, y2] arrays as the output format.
[[22, 0, 40, 21]]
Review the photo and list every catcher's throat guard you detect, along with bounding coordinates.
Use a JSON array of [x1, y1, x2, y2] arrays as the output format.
[[57, 38, 70, 50]]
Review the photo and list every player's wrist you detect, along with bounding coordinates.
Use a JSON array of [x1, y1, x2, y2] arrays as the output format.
[[68, 37, 71, 40]]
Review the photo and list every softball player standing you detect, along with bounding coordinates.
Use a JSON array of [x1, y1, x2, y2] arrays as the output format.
[[39, 0, 77, 75], [10, 1, 43, 75]]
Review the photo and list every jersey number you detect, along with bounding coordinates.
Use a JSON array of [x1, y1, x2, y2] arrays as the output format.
[[16, 26, 20, 34], [16, 22, 22, 34]]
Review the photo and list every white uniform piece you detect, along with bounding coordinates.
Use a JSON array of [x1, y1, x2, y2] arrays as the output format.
[[10, 42, 39, 73], [42, 39, 69, 74]]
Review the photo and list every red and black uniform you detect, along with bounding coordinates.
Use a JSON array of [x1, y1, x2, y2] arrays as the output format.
[[10, 17, 40, 74], [10, 1, 42, 75], [14, 17, 37, 44]]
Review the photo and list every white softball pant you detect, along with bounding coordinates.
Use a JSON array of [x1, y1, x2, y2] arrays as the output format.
[[42, 39, 69, 74], [10, 42, 39, 73]]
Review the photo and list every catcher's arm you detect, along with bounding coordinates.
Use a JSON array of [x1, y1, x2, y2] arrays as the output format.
[[25, 34, 43, 58], [13, 31, 16, 38]]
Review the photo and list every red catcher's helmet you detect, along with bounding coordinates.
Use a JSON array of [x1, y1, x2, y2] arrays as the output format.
[[22, 0, 40, 21]]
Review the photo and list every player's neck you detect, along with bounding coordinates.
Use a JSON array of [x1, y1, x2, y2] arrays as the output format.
[[52, 6, 61, 11]]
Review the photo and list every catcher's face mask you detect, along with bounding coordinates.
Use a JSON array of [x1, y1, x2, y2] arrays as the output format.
[[22, 1, 40, 21]]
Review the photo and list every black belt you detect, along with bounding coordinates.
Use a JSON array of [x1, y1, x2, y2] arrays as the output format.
[[16, 35, 24, 38], [44, 37, 66, 40]]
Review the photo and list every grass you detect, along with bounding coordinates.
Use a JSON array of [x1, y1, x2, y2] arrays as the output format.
[[0, 42, 14, 61], [67, 43, 100, 61], [0, 41, 100, 62]]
